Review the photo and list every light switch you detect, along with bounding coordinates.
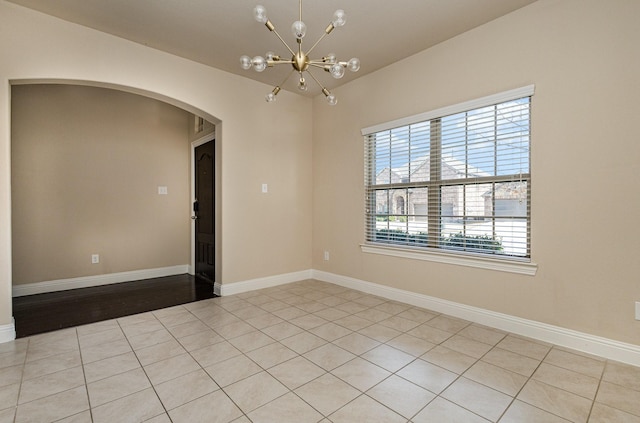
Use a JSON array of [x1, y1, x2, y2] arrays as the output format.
[[262, 183, 268, 193], [158, 186, 168, 195]]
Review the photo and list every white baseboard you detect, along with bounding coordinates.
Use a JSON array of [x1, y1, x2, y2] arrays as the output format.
[[311, 270, 640, 367], [12, 265, 190, 297], [219, 270, 313, 296], [214, 281, 222, 296], [0, 318, 16, 343]]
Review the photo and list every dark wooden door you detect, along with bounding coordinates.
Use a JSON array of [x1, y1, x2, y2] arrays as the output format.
[[194, 141, 215, 282]]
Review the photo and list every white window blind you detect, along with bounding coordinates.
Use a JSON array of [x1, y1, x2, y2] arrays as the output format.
[[364, 87, 533, 260]]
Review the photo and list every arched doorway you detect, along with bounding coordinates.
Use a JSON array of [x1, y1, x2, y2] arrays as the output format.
[[9, 81, 222, 337]]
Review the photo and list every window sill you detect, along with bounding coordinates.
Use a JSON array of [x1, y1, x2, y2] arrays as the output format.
[[360, 243, 537, 276]]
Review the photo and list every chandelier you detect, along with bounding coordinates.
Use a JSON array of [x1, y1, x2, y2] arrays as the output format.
[[240, 1, 360, 105]]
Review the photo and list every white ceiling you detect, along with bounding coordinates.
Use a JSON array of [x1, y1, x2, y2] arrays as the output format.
[[6, 0, 537, 97]]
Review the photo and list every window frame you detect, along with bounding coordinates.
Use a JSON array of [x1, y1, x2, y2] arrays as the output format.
[[361, 86, 537, 275]]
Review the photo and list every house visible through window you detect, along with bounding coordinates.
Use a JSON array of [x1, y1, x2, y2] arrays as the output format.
[[364, 88, 532, 259]]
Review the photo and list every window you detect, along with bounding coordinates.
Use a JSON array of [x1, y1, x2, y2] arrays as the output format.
[[363, 86, 533, 262], [195, 115, 205, 133]]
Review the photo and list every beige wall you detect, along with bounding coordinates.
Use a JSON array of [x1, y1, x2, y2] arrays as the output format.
[[11, 84, 191, 284], [312, 0, 640, 345], [0, 1, 313, 329]]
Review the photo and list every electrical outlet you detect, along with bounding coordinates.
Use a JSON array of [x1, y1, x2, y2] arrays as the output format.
[[158, 186, 168, 195], [261, 183, 268, 193], [636, 302, 640, 321], [323, 251, 330, 261], [91, 254, 99, 264]]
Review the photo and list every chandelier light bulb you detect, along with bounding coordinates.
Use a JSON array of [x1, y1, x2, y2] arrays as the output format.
[[326, 93, 338, 106], [298, 77, 308, 91], [266, 86, 281, 102], [292, 20, 307, 39], [265, 51, 276, 61], [252, 56, 267, 72], [253, 5, 268, 23], [330, 63, 345, 79], [240, 55, 252, 70], [332, 9, 346, 27], [347, 57, 360, 72], [324, 53, 337, 64]]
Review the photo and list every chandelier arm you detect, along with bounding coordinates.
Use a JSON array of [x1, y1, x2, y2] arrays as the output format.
[[305, 69, 328, 91], [270, 27, 296, 57], [305, 31, 329, 57], [268, 60, 295, 66], [307, 62, 330, 70]]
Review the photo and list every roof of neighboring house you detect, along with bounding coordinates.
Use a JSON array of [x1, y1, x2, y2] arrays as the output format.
[[376, 155, 490, 182]]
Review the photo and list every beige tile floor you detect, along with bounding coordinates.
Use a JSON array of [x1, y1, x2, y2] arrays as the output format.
[[1, 279, 639, 423]]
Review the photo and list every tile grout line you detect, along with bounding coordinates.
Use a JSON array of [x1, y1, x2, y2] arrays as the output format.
[[74, 327, 95, 423], [584, 358, 606, 423], [493, 344, 553, 422], [115, 313, 172, 422], [12, 337, 30, 423]]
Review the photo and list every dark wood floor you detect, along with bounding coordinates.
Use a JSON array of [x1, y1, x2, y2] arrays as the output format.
[[12, 274, 216, 338]]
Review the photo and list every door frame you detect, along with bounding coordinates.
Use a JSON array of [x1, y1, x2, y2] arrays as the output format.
[[190, 134, 220, 295]]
